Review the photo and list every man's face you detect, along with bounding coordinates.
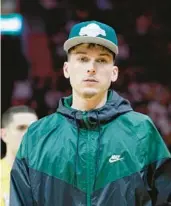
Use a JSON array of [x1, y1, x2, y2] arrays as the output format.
[[63, 44, 118, 98], [4, 112, 38, 155]]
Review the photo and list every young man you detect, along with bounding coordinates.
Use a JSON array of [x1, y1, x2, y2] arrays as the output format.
[[0, 106, 38, 206], [10, 21, 171, 206]]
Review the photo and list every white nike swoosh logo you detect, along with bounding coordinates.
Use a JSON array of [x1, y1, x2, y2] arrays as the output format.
[[109, 155, 124, 163]]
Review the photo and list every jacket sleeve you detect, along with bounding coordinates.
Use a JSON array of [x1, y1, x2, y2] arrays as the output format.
[[151, 158, 171, 206], [10, 130, 34, 206], [142, 117, 171, 206]]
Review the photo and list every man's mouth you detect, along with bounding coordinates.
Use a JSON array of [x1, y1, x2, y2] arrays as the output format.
[[83, 78, 98, 82]]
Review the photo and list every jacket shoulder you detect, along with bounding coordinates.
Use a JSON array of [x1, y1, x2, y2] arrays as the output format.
[[17, 113, 63, 158], [28, 112, 60, 135], [29, 112, 65, 143], [121, 111, 171, 161], [119, 111, 162, 141], [119, 111, 152, 128]]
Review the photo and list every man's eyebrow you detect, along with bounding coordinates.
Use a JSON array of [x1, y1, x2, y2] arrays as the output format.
[[16, 124, 28, 127], [99, 53, 111, 57], [73, 52, 111, 57], [73, 51, 87, 55]]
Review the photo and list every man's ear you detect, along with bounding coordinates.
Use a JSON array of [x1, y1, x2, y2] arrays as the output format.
[[1, 128, 7, 143], [63, 62, 70, 79], [111, 66, 119, 82]]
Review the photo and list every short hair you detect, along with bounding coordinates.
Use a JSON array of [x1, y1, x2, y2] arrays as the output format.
[[2, 105, 37, 128], [67, 43, 116, 61]]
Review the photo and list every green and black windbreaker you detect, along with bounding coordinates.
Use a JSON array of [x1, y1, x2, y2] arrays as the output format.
[[10, 90, 171, 206]]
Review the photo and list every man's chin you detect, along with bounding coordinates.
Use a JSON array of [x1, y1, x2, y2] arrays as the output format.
[[81, 88, 99, 98]]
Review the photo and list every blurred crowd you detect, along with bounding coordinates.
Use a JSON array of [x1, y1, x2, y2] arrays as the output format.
[[2, 0, 171, 149]]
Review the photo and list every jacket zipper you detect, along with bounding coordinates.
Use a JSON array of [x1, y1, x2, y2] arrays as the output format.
[[83, 112, 91, 206]]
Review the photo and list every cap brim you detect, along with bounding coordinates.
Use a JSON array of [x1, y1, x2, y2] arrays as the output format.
[[63, 36, 118, 55]]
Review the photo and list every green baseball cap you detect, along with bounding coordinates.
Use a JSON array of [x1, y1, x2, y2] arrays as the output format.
[[64, 20, 118, 55]]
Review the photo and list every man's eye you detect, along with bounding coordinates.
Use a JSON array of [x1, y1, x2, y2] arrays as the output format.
[[79, 56, 89, 62], [96, 59, 107, 63], [17, 125, 28, 131]]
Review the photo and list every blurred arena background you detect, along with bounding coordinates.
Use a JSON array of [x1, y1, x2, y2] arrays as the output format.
[[1, 0, 171, 155]]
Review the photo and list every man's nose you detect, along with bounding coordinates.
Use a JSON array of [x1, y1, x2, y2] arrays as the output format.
[[87, 62, 96, 74]]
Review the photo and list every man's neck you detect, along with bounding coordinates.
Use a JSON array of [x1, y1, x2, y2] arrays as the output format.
[[4, 147, 15, 168], [71, 90, 108, 111]]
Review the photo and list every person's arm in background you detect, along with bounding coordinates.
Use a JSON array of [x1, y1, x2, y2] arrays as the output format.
[[0, 192, 6, 206], [10, 130, 34, 206], [138, 117, 171, 206], [0, 161, 10, 206]]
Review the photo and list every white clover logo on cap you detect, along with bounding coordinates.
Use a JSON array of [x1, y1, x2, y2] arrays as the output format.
[[79, 23, 106, 37]]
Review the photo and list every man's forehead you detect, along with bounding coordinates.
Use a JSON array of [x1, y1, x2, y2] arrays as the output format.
[[10, 112, 38, 126]]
